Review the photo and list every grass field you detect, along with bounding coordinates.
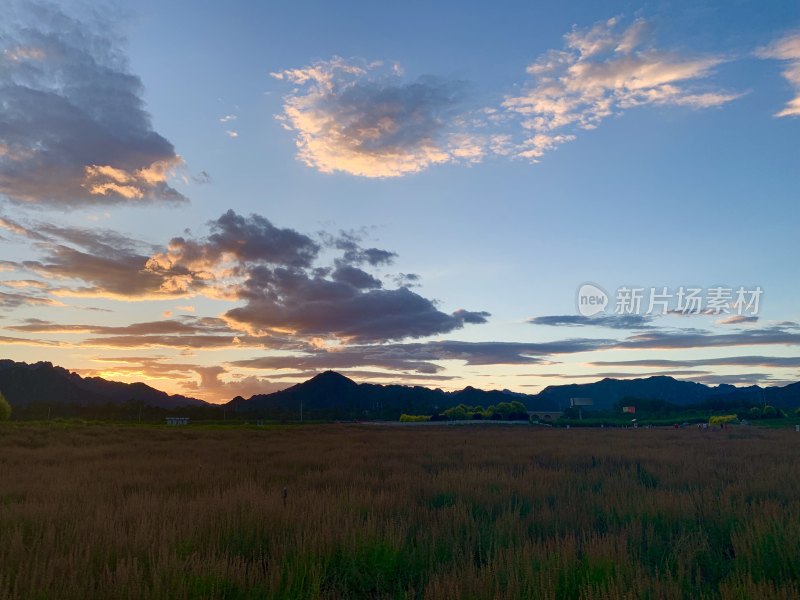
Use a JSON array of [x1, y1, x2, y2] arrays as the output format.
[[1, 423, 799, 599]]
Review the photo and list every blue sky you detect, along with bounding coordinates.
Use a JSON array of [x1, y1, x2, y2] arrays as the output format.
[[0, 0, 798, 401]]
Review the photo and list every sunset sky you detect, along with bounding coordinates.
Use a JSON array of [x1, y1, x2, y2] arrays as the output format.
[[1, 0, 799, 402]]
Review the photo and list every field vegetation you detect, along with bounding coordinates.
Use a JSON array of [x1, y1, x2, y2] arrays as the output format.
[[1, 423, 799, 599]]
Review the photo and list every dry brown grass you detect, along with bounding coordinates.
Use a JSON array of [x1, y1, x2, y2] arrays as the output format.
[[1, 423, 799, 599]]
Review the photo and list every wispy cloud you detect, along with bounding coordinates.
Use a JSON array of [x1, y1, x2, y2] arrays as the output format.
[[756, 31, 800, 117], [0, 289, 63, 308], [233, 339, 600, 375], [613, 324, 800, 350], [529, 313, 654, 329], [717, 315, 759, 325], [272, 57, 486, 177], [502, 16, 742, 160], [590, 355, 800, 369], [0, 3, 184, 206], [0, 334, 63, 346]]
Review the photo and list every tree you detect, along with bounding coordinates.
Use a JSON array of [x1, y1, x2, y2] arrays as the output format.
[[0, 391, 11, 421], [762, 405, 778, 418], [443, 404, 469, 421]]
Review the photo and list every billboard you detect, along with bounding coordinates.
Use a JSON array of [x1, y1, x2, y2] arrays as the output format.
[[622, 406, 636, 413], [570, 397, 593, 407]]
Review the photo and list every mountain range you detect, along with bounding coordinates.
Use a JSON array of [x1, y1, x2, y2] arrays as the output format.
[[2, 359, 799, 418], [537, 376, 800, 410], [0, 360, 207, 409], [226, 370, 559, 419]]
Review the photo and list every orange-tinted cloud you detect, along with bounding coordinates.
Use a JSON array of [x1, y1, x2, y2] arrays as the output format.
[[273, 58, 486, 177]]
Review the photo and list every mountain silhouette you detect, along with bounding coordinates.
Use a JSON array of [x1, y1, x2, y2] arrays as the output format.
[[232, 371, 552, 419], [231, 371, 800, 418], [0, 360, 207, 409], [536, 375, 800, 410], [2, 359, 799, 418]]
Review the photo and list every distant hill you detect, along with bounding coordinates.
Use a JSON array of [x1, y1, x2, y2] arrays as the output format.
[[537, 375, 800, 410], [0, 360, 207, 409], [229, 370, 559, 419]]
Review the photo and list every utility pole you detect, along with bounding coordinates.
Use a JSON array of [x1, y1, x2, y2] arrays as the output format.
[[300, 397, 303, 423]]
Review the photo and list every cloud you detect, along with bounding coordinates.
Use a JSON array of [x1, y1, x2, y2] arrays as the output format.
[[589, 355, 800, 369], [502, 17, 742, 160], [226, 325, 800, 378], [180, 365, 287, 401], [717, 315, 759, 325], [233, 339, 603, 375], [756, 31, 800, 117], [149, 210, 489, 343], [2, 216, 214, 301], [7, 210, 489, 343], [320, 230, 397, 266], [0, 279, 47, 289], [0, 3, 184, 206], [228, 274, 490, 343], [272, 57, 486, 177], [535, 369, 784, 387], [528, 313, 654, 329], [679, 373, 780, 386], [149, 209, 320, 273], [0, 334, 63, 346], [233, 348, 445, 375], [5, 315, 293, 350], [0, 289, 63, 308], [78, 356, 287, 403], [22, 235, 189, 300], [534, 369, 711, 379], [613, 325, 800, 351], [266, 328, 800, 376], [8, 315, 232, 336]]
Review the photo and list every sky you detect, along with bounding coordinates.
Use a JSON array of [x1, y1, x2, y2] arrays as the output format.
[[0, 0, 798, 403]]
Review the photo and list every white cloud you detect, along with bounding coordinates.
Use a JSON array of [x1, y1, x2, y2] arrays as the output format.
[[502, 17, 742, 160], [757, 31, 800, 117]]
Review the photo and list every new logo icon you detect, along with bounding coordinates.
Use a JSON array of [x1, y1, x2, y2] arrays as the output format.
[[577, 283, 608, 316]]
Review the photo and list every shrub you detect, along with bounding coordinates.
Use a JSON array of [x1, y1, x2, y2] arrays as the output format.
[[709, 414, 738, 425], [399, 414, 430, 422]]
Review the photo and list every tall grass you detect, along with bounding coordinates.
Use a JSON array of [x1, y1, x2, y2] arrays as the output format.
[[1, 424, 799, 599]]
